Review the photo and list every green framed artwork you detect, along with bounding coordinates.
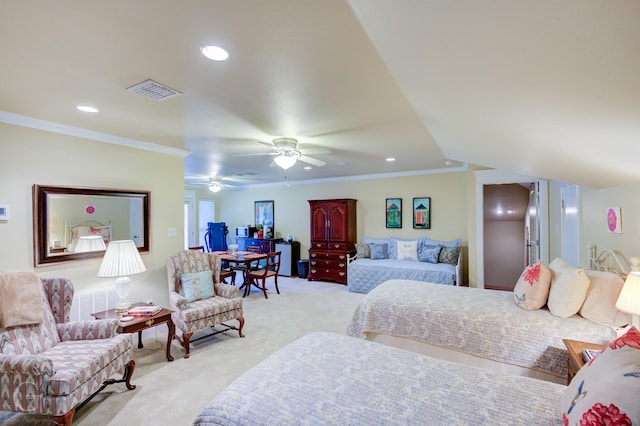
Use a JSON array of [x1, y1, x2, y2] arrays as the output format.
[[413, 197, 431, 229], [385, 198, 402, 228]]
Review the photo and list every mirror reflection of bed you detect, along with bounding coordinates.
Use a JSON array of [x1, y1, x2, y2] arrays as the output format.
[[47, 194, 142, 255]]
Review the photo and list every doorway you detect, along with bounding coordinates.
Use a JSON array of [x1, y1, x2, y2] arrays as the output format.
[[483, 183, 530, 291], [475, 170, 549, 289], [561, 184, 580, 267]]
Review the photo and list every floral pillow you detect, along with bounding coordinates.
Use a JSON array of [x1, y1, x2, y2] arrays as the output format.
[[368, 243, 389, 260], [558, 326, 640, 425], [513, 261, 552, 310], [418, 244, 441, 263], [355, 243, 370, 259], [438, 246, 460, 265], [181, 270, 215, 302]]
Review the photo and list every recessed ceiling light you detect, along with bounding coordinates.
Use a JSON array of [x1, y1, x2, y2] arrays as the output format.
[[201, 45, 229, 61], [304, 166, 312, 170], [77, 105, 98, 113], [385, 157, 396, 162]]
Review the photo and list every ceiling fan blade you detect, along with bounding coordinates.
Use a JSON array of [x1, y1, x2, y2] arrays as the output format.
[[298, 155, 326, 167], [232, 152, 274, 157], [299, 147, 332, 155]]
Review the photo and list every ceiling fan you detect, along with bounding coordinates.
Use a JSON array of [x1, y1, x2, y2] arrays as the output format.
[[184, 176, 231, 192], [234, 138, 331, 170]]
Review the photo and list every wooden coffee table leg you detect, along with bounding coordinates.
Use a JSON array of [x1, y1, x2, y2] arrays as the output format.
[[137, 330, 143, 349], [166, 319, 175, 362]]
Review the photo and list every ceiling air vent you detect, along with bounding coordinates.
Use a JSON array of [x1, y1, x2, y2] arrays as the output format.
[[126, 79, 182, 101]]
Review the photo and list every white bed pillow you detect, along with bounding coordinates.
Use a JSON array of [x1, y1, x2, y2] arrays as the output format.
[[513, 261, 552, 310], [396, 240, 419, 261], [580, 270, 629, 327], [547, 258, 591, 318]]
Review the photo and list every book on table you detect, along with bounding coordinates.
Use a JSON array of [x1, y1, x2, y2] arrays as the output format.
[[127, 305, 162, 316], [582, 348, 602, 362]]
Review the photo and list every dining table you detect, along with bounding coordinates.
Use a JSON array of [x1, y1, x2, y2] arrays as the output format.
[[213, 250, 267, 295]]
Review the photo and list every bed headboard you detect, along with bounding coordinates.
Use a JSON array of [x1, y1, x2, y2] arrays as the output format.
[[65, 220, 112, 252], [587, 244, 631, 278]]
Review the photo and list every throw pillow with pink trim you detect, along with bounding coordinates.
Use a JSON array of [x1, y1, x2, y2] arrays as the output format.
[[558, 326, 640, 425], [513, 261, 552, 310]]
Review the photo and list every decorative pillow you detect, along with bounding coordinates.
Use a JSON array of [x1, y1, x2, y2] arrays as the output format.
[[513, 261, 552, 310], [90, 225, 111, 244], [558, 326, 640, 425], [362, 236, 390, 246], [580, 270, 629, 327], [181, 270, 215, 303], [438, 246, 461, 265], [396, 240, 419, 261], [387, 238, 417, 259], [547, 258, 591, 318], [368, 243, 389, 260], [355, 243, 370, 259], [418, 244, 441, 263], [421, 237, 461, 248]]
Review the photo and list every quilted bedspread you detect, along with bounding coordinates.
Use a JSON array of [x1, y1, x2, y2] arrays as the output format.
[[193, 332, 565, 425], [346, 279, 616, 380], [347, 258, 455, 293]]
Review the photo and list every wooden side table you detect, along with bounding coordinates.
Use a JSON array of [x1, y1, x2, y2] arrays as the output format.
[[92, 303, 175, 362], [562, 339, 606, 385]]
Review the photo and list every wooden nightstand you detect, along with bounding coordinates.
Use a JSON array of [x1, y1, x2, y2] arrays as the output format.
[[562, 339, 606, 385]]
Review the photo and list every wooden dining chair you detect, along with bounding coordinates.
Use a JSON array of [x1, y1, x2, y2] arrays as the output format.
[[245, 251, 282, 299], [190, 245, 234, 283], [229, 245, 261, 285]]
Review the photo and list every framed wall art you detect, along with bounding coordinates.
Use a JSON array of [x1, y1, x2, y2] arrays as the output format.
[[385, 198, 402, 228], [606, 206, 621, 233], [413, 197, 431, 229], [254, 200, 274, 231]]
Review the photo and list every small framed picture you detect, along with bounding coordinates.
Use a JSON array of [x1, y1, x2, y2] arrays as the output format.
[[0, 205, 9, 220], [413, 197, 431, 229], [385, 198, 402, 228]]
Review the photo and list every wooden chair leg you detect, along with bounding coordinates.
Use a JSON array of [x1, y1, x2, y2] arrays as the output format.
[[273, 275, 280, 294], [260, 278, 268, 299], [182, 332, 193, 359], [123, 359, 136, 390], [53, 409, 74, 426], [237, 317, 245, 337]]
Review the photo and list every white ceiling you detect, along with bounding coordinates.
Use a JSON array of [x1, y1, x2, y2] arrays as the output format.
[[2, 1, 639, 189]]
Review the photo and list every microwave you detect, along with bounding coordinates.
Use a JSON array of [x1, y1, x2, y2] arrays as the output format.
[[236, 226, 256, 238]]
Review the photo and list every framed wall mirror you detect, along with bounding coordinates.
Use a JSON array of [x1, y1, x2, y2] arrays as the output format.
[[33, 185, 150, 266]]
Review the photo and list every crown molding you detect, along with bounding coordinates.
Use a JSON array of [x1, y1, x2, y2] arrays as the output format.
[[0, 110, 190, 158]]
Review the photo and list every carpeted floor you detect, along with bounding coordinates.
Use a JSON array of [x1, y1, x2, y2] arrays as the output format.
[[0, 276, 365, 425]]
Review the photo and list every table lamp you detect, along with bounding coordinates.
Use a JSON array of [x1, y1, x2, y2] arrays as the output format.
[[74, 235, 106, 252], [616, 256, 640, 329], [97, 240, 146, 312]]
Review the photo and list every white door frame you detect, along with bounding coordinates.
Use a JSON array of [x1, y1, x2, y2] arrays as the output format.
[[475, 170, 549, 289], [184, 190, 196, 249]]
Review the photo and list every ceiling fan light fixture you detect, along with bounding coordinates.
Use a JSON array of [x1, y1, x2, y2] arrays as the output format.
[[208, 182, 224, 193], [274, 153, 297, 170]]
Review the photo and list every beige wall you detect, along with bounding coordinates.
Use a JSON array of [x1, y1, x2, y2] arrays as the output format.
[[0, 123, 184, 307]]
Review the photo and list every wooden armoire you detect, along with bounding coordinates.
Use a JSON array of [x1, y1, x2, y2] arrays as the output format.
[[307, 199, 357, 284]]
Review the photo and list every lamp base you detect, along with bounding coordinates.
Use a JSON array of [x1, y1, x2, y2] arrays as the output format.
[[115, 300, 131, 313], [115, 276, 131, 313]]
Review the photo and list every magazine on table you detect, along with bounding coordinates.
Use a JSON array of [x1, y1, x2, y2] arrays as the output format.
[[127, 305, 161, 316]]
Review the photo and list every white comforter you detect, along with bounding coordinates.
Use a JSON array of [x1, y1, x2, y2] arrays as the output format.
[[193, 332, 565, 425], [347, 279, 615, 381]]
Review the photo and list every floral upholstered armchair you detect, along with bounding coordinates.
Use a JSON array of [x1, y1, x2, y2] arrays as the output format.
[[167, 249, 245, 358], [0, 275, 135, 426]]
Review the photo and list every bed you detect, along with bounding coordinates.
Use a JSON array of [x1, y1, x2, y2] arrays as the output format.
[[64, 219, 111, 252], [347, 236, 462, 293], [346, 279, 617, 384], [193, 331, 566, 425]]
